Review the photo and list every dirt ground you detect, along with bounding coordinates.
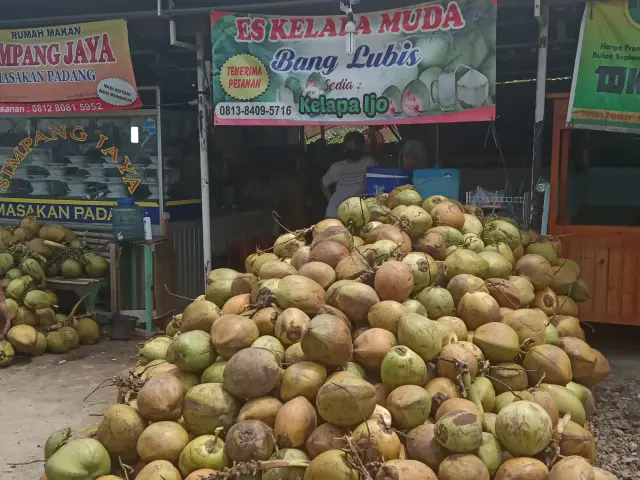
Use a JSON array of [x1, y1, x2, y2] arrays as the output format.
[[0, 339, 138, 480], [1, 325, 639, 479]]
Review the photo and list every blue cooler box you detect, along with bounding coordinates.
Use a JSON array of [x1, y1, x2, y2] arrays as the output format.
[[413, 169, 461, 200], [366, 168, 411, 196]]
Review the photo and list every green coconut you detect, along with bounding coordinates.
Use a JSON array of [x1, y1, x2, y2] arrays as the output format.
[[5, 268, 23, 280], [304, 450, 358, 480], [392, 205, 433, 240], [482, 219, 522, 250], [416, 286, 455, 318], [20, 257, 45, 283], [381, 345, 428, 389], [46, 331, 70, 354], [435, 410, 483, 452], [403, 252, 439, 293], [200, 360, 228, 384], [96, 404, 147, 463], [61, 258, 83, 279], [495, 458, 549, 480], [483, 242, 515, 265], [353, 418, 402, 460], [183, 383, 242, 435], [58, 326, 79, 349], [82, 253, 109, 278], [444, 249, 490, 279], [44, 427, 73, 460], [75, 318, 101, 345], [166, 330, 216, 373], [428, 226, 464, 247], [438, 454, 490, 480], [44, 438, 111, 480], [482, 413, 497, 435], [6, 277, 31, 301], [237, 397, 283, 427], [178, 435, 228, 478], [539, 384, 586, 426], [315, 372, 376, 427], [386, 385, 432, 429], [470, 376, 497, 413], [337, 197, 371, 233], [246, 252, 279, 276], [566, 381, 596, 419], [476, 432, 503, 476], [397, 313, 451, 362], [263, 448, 310, 480], [493, 392, 518, 413], [26, 331, 47, 356], [495, 400, 553, 456], [501, 309, 547, 346], [526, 242, 559, 265], [0, 340, 15, 367], [280, 361, 327, 402], [7, 324, 37, 353], [447, 274, 489, 306], [478, 251, 512, 278]]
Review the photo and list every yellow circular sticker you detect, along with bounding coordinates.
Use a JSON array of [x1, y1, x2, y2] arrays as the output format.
[[220, 54, 269, 100]]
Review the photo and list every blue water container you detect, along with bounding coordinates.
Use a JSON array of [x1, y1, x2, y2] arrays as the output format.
[[366, 168, 411, 196], [412, 169, 461, 200], [111, 198, 145, 242]]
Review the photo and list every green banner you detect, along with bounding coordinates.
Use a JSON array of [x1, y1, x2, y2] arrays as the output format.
[[569, 0, 640, 131]]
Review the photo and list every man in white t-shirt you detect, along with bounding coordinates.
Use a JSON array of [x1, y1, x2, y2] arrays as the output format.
[[321, 131, 377, 219]]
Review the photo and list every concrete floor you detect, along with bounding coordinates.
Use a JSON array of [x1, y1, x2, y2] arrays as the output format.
[[0, 339, 139, 480]]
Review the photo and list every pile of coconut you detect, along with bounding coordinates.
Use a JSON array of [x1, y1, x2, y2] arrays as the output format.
[[41, 187, 615, 480]]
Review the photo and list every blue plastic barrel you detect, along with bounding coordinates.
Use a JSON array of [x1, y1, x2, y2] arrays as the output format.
[[412, 169, 461, 200], [366, 168, 412, 196]]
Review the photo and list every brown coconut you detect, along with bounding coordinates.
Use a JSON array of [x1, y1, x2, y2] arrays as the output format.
[[368, 300, 407, 334], [485, 278, 521, 309], [386, 385, 432, 429], [472, 322, 520, 363], [558, 337, 597, 378], [533, 287, 558, 317], [406, 423, 449, 471], [353, 328, 398, 369], [415, 231, 447, 260], [447, 274, 489, 306], [437, 343, 479, 380], [425, 377, 460, 415], [291, 246, 312, 270], [315, 372, 376, 427], [245, 252, 278, 275], [495, 457, 549, 480], [297, 262, 336, 289], [305, 423, 347, 459], [224, 420, 275, 462], [280, 361, 327, 401], [311, 225, 353, 250], [301, 314, 353, 366], [231, 273, 259, 296], [509, 275, 536, 307], [549, 456, 595, 480], [329, 282, 380, 324], [97, 404, 147, 463], [335, 254, 372, 283], [222, 347, 283, 398], [137, 375, 184, 422], [559, 421, 596, 461], [180, 300, 221, 333], [211, 314, 259, 359], [573, 349, 610, 387], [353, 418, 402, 460], [557, 295, 579, 316], [313, 218, 344, 238], [259, 259, 297, 279], [317, 305, 352, 331], [237, 397, 283, 427], [136, 421, 190, 464], [435, 398, 482, 420], [274, 396, 317, 448], [501, 309, 548, 346], [431, 202, 465, 229], [376, 459, 437, 480], [251, 306, 281, 336], [275, 275, 326, 315], [365, 224, 412, 254], [518, 387, 560, 427], [309, 240, 350, 269], [374, 260, 414, 302], [523, 344, 573, 385], [514, 254, 553, 290], [551, 264, 579, 296], [457, 291, 501, 331], [550, 315, 584, 339], [438, 454, 490, 480], [275, 308, 310, 346], [222, 294, 251, 315]]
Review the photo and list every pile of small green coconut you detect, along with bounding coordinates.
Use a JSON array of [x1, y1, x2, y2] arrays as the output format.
[[41, 185, 616, 480], [0, 218, 105, 365]]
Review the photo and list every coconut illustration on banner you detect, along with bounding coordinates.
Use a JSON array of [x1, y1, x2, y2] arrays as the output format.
[[210, 0, 497, 125]]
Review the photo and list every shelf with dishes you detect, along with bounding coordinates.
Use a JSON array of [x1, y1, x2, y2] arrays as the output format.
[[0, 151, 179, 200]]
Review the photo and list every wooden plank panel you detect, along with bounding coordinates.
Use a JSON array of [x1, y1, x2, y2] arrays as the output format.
[[606, 247, 622, 319], [579, 239, 596, 319], [592, 246, 609, 319], [621, 247, 637, 319]]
